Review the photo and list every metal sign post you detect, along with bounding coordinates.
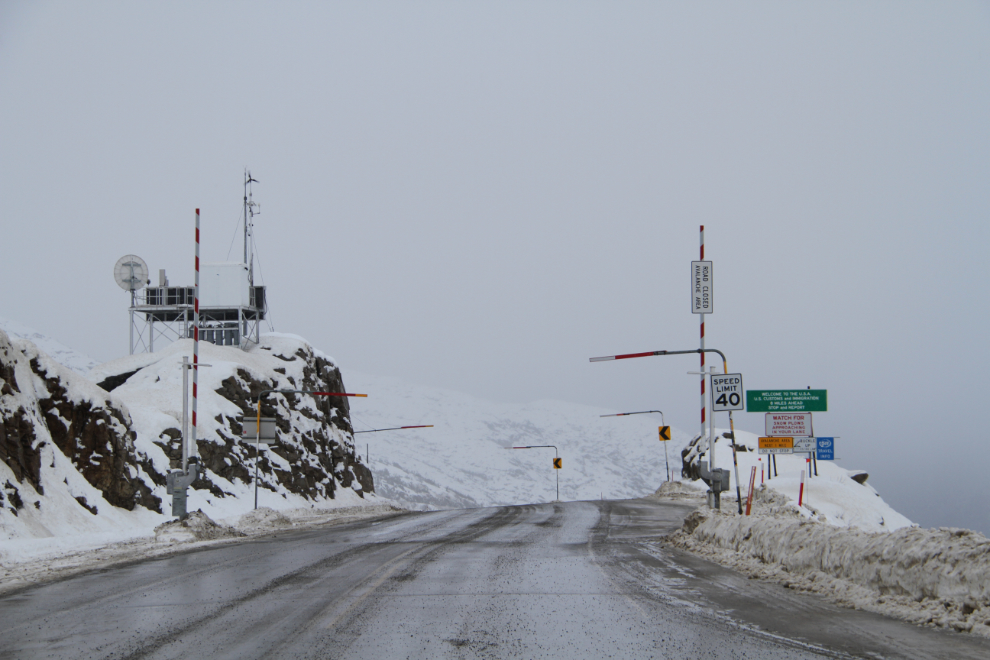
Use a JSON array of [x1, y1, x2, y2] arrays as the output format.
[[600, 410, 669, 481], [169, 356, 211, 519], [511, 445, 560, 502], [711, 372, 745, 514]]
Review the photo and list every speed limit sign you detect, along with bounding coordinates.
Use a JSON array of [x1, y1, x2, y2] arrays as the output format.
[[711, 373, 744, 412]]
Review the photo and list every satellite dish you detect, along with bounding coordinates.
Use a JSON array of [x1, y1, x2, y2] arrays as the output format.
[[114, 255, 149, 292]]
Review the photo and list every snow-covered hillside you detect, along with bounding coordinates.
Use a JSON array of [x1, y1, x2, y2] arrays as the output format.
[[342, 370, 691, 510]]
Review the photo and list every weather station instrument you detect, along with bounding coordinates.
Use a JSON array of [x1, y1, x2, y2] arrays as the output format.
[[112, 171, 269, 355]]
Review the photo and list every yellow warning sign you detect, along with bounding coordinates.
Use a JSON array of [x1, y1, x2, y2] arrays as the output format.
[[758, 437, 794, 454], [658, 426, 671, 441], [553, 458, 562, 469]]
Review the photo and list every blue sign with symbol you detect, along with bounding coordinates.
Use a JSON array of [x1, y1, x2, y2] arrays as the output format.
[[816, 437, 834, 461]]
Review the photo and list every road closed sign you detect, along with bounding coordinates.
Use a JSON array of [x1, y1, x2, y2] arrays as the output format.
[[765, 413, 813, 437], [711, 373, 744, 411], [691, 261, 713, 314]]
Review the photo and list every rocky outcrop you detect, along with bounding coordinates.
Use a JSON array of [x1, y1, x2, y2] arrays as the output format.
[[2, 330, 372, 536], [91, 334, 373, 509], [0, 329, 162, 519]]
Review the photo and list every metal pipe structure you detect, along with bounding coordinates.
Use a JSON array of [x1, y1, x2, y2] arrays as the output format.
[[590, 348, 728, 365], [590, 347, 732, 508], [511, 445, 559, 502], [600, 410, 669, 481], [252, 389, 368, 510], [182, 356, 189, 470]]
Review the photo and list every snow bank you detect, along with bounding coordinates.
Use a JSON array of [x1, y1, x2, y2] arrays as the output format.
[[684, 428, 913, 533], [645, 479, 707, 501], [665, 487, 990, 636], [154, 510, 245, 543], [1, 501, 405, 595]]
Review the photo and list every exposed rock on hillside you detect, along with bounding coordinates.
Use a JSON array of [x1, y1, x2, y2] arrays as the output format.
[[2, 330, 374, 541], [1, 329, 160, 527], [90, 333, 372, 509]]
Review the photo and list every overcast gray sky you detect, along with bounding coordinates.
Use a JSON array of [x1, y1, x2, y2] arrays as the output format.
[[2, 1, 988, 534]]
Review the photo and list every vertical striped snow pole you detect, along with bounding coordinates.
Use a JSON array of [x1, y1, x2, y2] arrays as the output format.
[[699, 226, 708, 464], [745, 466, 757, 515], [191, 209, 200, 468], [799, 469, 806, 507]]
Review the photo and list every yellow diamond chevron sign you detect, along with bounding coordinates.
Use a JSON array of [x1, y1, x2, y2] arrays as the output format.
[[553, 458, 562, 469], [658, 426, 671, 441]]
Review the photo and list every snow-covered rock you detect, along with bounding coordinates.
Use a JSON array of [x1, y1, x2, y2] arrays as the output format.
[[1, 328, 162, 544], [2, 329, 374, 548]]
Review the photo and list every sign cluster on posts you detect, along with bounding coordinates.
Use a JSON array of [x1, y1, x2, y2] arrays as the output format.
[[588, 227, 843, 515]]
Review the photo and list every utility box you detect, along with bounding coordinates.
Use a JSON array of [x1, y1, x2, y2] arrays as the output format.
[[200, 262, 251, 308], [697, 461, 731, 493]]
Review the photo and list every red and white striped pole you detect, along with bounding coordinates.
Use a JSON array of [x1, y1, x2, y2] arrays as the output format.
[[745, 465, 757, 515], [191, 208, 201, 468], [699, 226, 709, 464]]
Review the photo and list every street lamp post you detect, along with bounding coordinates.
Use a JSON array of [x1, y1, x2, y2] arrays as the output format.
[[600, 410, 669, 481], [353, 425, 434, 466], [252, 389, 367, 510], [512, 445, 560, 502]]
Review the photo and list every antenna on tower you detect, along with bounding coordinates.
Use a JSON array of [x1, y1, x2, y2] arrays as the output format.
[[243, 170, 260, 286]]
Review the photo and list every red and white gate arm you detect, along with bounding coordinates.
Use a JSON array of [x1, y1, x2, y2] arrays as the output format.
[[354, 425, 433, 435], [590, 347, 727, 369]]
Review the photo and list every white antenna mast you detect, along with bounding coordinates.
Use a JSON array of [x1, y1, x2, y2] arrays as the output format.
[[243, 170, 260, 286]]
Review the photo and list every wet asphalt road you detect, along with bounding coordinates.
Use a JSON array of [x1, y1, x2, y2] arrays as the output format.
[[1, 499, 989, 659]]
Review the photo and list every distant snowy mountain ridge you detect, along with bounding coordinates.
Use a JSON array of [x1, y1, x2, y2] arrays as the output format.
[[0, 317, 99, 376]]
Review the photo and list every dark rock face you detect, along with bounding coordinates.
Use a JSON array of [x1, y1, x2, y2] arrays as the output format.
[[0, 331, 163, 515], [30, 357, 160, 512], [181, 342, 373, 502], [0, 408, 41, 498]]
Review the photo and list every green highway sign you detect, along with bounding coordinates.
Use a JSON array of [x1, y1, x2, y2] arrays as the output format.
[[746, 390, 827, 413]]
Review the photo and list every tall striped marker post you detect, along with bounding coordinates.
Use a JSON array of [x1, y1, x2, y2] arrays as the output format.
[[699, 226, 709, 472], [191, 209, 200, 470]]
